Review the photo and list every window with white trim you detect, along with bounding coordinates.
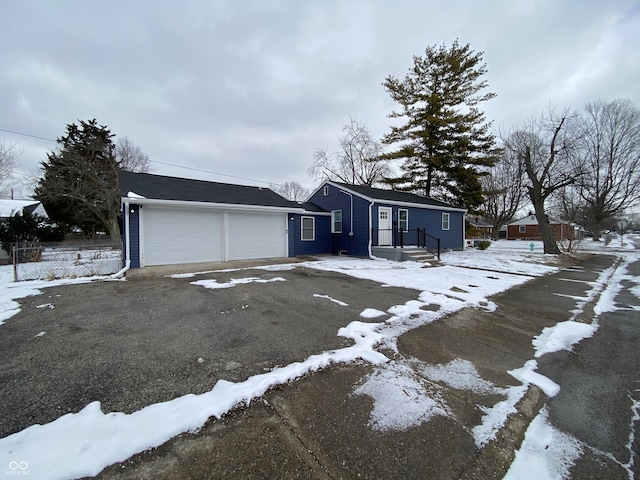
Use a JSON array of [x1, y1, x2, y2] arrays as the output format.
[[442, 212, 450, 230], [301, 216, 315, 241], [519, 225, 526, 233], [398, 209, 408, 232], [323, 185, 329, 196], [331, 210, 342, 233]]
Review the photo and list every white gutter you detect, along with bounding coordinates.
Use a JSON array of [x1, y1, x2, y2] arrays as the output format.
[[367, 199, 375, 258], [119, 197, 308, 214], [337, 189, 355, 254], [112, 200, 131, 279]]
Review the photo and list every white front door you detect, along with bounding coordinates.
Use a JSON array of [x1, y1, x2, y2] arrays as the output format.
[[378, 207, 392, 245]]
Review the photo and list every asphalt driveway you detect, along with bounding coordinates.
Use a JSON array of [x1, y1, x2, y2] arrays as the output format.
[[0, 263, 418, 439]]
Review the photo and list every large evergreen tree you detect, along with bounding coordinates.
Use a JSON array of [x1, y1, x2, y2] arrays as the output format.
[[380, 40, 501, 209], [34, 119, 122, 241]]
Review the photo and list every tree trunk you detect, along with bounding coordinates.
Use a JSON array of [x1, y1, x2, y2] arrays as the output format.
[[529, 187, 560, 254], [109, 215, 121, 244], [535, 209, 560, 254], [523, 147, 561, 254]]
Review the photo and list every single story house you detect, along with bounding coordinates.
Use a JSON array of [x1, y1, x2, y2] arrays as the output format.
[[0, 199, 49, 264], [307, 181, 466, 257], [507, 214, 584, 241], [466, 216, 493, 239], [120, 172, 466, 269], [120, 171, 331, 268], [0, 199, 48, 220]]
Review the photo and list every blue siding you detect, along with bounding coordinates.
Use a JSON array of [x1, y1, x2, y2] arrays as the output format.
[[374, 204, 463, 250], [309, 183, 371, 256], [310, 182, 465, 256], [289, 214, 332, 256], [127, 204, 141, 268]]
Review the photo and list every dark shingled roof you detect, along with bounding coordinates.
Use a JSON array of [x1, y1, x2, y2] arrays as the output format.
[[120, 171, 295, 209], [332, 182, 459, 209]]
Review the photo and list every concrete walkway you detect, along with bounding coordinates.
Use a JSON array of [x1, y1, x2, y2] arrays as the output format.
[[92, 254, 629, 479], [124, 256, 310, 279]]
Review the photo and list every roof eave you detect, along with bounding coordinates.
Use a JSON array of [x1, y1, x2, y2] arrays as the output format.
[[121, 197, 306, 214], [325, 181, 467, 213]]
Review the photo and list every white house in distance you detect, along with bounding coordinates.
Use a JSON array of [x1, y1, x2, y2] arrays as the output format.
[[0, 199, 49, 220], [0, 199, 49, 264]]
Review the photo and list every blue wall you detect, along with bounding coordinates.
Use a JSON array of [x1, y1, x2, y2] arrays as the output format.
[[309, 183, 371, 256], [371, 203, 464, 250], [126, 204, 141, 268], [310, 182, 466, 255], [288, 214, 332, 256]]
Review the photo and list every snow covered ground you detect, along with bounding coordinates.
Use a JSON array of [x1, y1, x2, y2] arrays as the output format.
[[13, 246, 123, 281], [0, 237, 638, 479]]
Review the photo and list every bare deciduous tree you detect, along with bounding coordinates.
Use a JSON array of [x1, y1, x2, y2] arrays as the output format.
[[0, 137, 21, 197], [309, 118, 390, 187], [116, 136, 152, 173], [573, 99, 640, 240], [504, 107, 580, 253], [269, 181, 309, 202], [481, 145, 527, 239]]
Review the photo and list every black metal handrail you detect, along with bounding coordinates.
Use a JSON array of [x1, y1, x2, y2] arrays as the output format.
[[417, 227, 440, 260], [371, 227, 440, 260]]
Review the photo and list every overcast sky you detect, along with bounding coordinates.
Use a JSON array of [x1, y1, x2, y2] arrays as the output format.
[[1, 0, 639, 197]]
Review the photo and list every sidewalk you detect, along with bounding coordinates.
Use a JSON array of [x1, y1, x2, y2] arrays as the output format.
[[95, 254, 618, 479]]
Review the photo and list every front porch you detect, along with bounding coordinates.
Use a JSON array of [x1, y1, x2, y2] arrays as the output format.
[[371, 227, 441, 262], [371, 246, 440, 265]]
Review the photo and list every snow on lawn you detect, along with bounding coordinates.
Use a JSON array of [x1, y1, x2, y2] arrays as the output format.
[[0, 240, 638, 480], [0, 265, 125, 326]]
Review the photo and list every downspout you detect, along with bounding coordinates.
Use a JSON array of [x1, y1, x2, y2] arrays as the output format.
[[338, 190, 354, 253], [367, 199, 375, 258], [112, 200, 131, 278]]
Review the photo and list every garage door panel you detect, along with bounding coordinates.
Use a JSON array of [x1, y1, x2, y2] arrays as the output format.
[[141, 207, 286, 266], [228, 213, 286, 261], [143, 207, 223, 266]]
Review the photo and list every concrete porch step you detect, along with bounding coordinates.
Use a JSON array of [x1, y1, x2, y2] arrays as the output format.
[[406, 250, 441, 266]]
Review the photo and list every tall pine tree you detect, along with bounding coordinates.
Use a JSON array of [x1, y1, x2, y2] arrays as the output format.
[[381, 40, 501, 209], [34, 119, 122, 241]]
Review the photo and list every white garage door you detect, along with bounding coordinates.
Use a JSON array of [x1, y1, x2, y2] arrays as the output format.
[[142, 206, 223, 266], [140, 207, 287, 266], [227, 212, 287, 260]]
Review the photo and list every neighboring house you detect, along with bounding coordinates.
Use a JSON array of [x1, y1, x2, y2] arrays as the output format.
[[120, 173, 466, 269], [507, 214, 583, 241], [0, 199, 49, 264], [466, 216, 493, 239], [0, 199, 48, 220], [307, 181, 466, 257], [120, 171, 329, 268]]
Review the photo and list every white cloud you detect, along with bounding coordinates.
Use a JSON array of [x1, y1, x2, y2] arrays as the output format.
[[1, 0, 638, 190]]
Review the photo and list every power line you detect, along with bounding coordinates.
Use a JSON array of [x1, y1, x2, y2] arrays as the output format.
[[0, 127, 55, 142], [1, 126, 281, 186], [150, 160, 273, 185]]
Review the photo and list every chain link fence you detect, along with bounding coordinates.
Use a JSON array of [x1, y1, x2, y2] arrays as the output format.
[[11, 241, 123, 281]]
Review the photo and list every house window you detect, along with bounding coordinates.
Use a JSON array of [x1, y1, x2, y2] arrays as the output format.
[[398, 209, 408, 232], [323, 185, 329, 196], [442, 213, 450, 231], [301, 216, 315, 241], [332, 210, 342, 233], [519, 225, 526, 233]]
